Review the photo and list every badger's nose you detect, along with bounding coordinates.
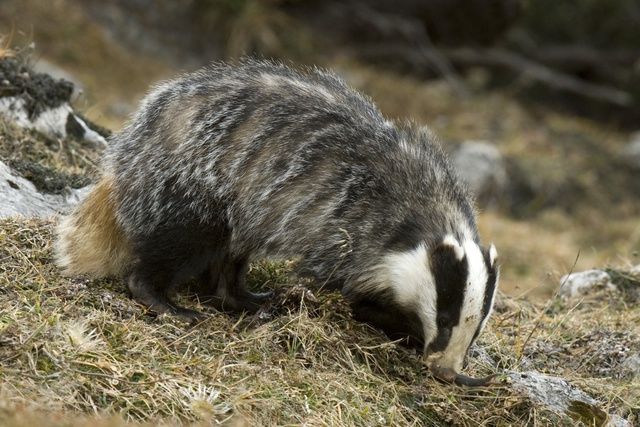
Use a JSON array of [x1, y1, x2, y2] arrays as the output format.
[[425, 349, 465, 375]]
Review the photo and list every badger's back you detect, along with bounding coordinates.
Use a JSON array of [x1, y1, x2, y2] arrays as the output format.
[[56, 61, 498, 379], [105, 60, 477, 288]]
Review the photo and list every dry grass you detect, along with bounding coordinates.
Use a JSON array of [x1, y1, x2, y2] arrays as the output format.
[[0, 121, 101, 197], [0, 217, 638, 426], [0, 121, 101, 172]]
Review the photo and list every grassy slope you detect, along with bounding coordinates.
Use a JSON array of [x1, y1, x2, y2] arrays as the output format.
[[0, 101, 639, 427], [0, 214, 638, 426]]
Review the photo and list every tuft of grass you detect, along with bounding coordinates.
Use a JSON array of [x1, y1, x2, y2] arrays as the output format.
[[0, 28, 16, 59], [0, 121, 102, 192]]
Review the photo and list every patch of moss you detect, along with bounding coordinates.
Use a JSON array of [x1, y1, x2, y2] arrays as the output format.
[[567, 400, 608, 427], [606, 268, 640, 304], [8, 159, 91, 193], [0, 121, 102, 176]]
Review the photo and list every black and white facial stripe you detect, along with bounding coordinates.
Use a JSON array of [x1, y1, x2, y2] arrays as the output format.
[[426, 236, 498, 372], [370, 235, 498, 373]]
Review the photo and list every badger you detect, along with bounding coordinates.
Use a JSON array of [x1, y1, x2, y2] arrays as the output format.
[[55, 60, 499, 386]]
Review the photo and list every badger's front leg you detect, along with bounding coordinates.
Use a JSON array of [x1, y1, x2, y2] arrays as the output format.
[[198, 256, 272, 313]]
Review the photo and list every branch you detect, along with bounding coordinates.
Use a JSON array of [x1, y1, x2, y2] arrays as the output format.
[[350, 3, 470, 99], [533, 45, 640, 68], [445, 48, 633, 106]]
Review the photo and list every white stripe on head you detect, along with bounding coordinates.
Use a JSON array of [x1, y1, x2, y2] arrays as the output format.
[[427, 239, 490, 373], [442, 234, 465, 261], [476, 243, 499, 339], [383, 243, 438, 347]]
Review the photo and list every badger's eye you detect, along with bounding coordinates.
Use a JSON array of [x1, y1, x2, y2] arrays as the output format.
[[437, 315, 451, 328]]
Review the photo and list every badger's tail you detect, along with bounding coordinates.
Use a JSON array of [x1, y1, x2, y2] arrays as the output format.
[[55, 176, 133, 277]]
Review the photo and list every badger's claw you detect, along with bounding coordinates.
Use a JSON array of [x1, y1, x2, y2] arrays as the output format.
[[431, 366, 499, 387]]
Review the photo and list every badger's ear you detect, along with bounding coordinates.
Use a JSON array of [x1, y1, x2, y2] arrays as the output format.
[[488, 244, 498, 267], [437, 235, 465, 262], [430, 236, 467, 280]]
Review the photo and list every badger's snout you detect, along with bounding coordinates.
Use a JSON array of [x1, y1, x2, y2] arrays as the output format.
[[425, 342, 497, 388], [425, 347, 466, 375], [429, 365, 499, 387]]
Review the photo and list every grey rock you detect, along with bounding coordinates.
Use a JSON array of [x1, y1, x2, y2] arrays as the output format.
[[508, 370, 628, 426], [0, 96, 107, 147], [625, 131, 640, 169], [621, 354, 640, 378], [0, 161, 90, 219], [559, 269, 616, 299], [467, 343, 496, 368], [451, 141, 506, 207]]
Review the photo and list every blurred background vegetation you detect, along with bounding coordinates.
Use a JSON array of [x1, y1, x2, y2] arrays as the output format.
[[1, 0, 639, 298]]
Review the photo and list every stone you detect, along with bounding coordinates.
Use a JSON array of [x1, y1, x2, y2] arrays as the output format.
[[0, 96, 107, 147], [508, 370, 629, 426], [621, 354, 640, 378], [559, 269, 616, 299], [451, 141, 507, 207], [624, 131, 640, 169], [0, 161, 90, 219], [0, 56, 107, 147]]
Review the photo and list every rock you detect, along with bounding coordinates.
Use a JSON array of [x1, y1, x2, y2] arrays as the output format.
[[0, 96, 107, 147], [0, 57, 107, 147], [621, 354, 640, 379], [507, 370, 629, 426], [559, 269, 616, 299], [0, 161, 90, 219], [467, 343, 496, 368], [624, 131, 640, 169], [451, 141, 507, 207]]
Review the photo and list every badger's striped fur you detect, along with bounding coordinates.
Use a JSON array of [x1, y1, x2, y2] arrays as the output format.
[[55, 60, 499, 379]]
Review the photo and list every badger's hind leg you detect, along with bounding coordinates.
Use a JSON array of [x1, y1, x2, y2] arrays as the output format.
[[125, 221, 230, 321], [123, 218, 269, 317], [127, 266, 206, 321], [198, 256, 272, 313]]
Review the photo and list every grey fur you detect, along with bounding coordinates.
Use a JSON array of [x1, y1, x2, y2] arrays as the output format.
[[113, 61, 475, 272]]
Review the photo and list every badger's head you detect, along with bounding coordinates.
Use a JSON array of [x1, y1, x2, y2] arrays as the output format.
[[350, 235, 498, 384]]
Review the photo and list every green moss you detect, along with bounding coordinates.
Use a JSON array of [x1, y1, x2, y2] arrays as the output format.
[[8, 159, 91, 193], [567, 400, 608, 427], [606, 268, 640, 304]]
